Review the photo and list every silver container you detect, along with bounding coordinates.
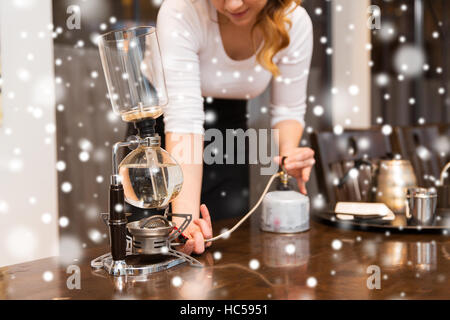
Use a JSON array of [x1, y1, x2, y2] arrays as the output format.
[[261, 191, 310, 233], [405, 188, 437, 225]]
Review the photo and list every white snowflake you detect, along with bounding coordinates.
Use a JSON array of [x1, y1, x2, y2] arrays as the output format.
[[331, 239, 342, 250], [45, 123, 56, 134], [249, 259, 260, 270], [285, 244, 296, 255], [56, 161, 66, 172], [79, 151, 90, 162], [219, 228, 230, 239], [416, 146, 431, 160], [393, 45, 425, 77], [88, 229, 102, 243], [61, 182, 72, 193], [306, 277, 317, 288], [313, 105, 324, 117], [205, 110, 217, 124], [0, 200, 9, 214], [41, 213, 52, 224], [348, 85, 360, 96], [59, 216, 70, 228], [171, 276, 183, 287], [376, 73, 389, 87], [381, 125, 392, 136], [313, 194, 325, 209], [114, 204, 123, 213], [333, 125, 344, 135], [42, 271, 54, 282]]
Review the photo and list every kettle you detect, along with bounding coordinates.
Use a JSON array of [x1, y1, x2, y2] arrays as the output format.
[[374, 159, 418, 213]]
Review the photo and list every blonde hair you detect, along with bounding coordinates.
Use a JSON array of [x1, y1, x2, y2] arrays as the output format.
[[252, 0, 301, 77]]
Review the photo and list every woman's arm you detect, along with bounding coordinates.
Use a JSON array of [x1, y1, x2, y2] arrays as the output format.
[[270, 7, 315, 193], [166, 132, 203, 220], [166, 132, 211, 254], [156, 0, 212, 254], [273, 119, 303, 155], [273, 120, 315, 195]]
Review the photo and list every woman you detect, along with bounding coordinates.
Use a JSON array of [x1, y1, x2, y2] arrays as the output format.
[[155, 0, 315, 255]]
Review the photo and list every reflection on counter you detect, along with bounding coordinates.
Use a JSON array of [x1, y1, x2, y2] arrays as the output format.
[[93, 253, 215, 299], [261, 232, 310, 268], [92, 231, 312, 299], [261, 231, 313, 300], [411, 242, 437, 272], [364, 240, 437, 273]]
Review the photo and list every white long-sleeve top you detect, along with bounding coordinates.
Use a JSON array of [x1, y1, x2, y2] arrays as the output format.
[[156, 0, 313, 134]]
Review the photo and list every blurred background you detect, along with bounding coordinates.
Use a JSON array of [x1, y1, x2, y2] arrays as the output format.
[[0, 0, 448, 267]]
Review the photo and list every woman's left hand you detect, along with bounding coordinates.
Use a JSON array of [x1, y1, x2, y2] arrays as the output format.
[[274, 147, 315, 195]]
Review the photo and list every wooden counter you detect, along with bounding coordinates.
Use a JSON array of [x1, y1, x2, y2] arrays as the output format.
[[1, 218, 450, 300]]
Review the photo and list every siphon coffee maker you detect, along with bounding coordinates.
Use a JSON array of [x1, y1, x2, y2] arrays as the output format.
[[91, 26, 201, 276]]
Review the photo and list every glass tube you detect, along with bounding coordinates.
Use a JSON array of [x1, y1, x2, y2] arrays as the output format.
[[98, 26, 168, 122]]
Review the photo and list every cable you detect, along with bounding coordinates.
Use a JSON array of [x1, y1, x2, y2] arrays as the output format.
[[204, 171, 281, 243]]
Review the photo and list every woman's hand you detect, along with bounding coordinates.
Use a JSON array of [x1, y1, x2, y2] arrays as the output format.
[[178, 204, 213, 255], [274, 147, 315, 195]]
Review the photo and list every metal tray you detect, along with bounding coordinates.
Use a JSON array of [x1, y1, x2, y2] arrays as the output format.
[[313, 208, 450, 234]]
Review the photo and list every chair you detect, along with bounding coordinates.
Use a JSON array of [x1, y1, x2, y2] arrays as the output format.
[[311, 128, 392, 205], [392, 125, 447, 187]]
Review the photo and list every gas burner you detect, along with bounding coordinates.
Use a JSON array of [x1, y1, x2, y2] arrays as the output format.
[[91, 213, 201, 276]]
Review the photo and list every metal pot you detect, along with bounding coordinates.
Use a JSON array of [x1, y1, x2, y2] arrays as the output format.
[[375, 160, 418, 213], [405, 187, 437, 225]]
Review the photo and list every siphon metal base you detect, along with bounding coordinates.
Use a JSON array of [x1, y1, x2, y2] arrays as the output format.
[[91, 252, 187, 276], [92, 213, 202, 277]]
